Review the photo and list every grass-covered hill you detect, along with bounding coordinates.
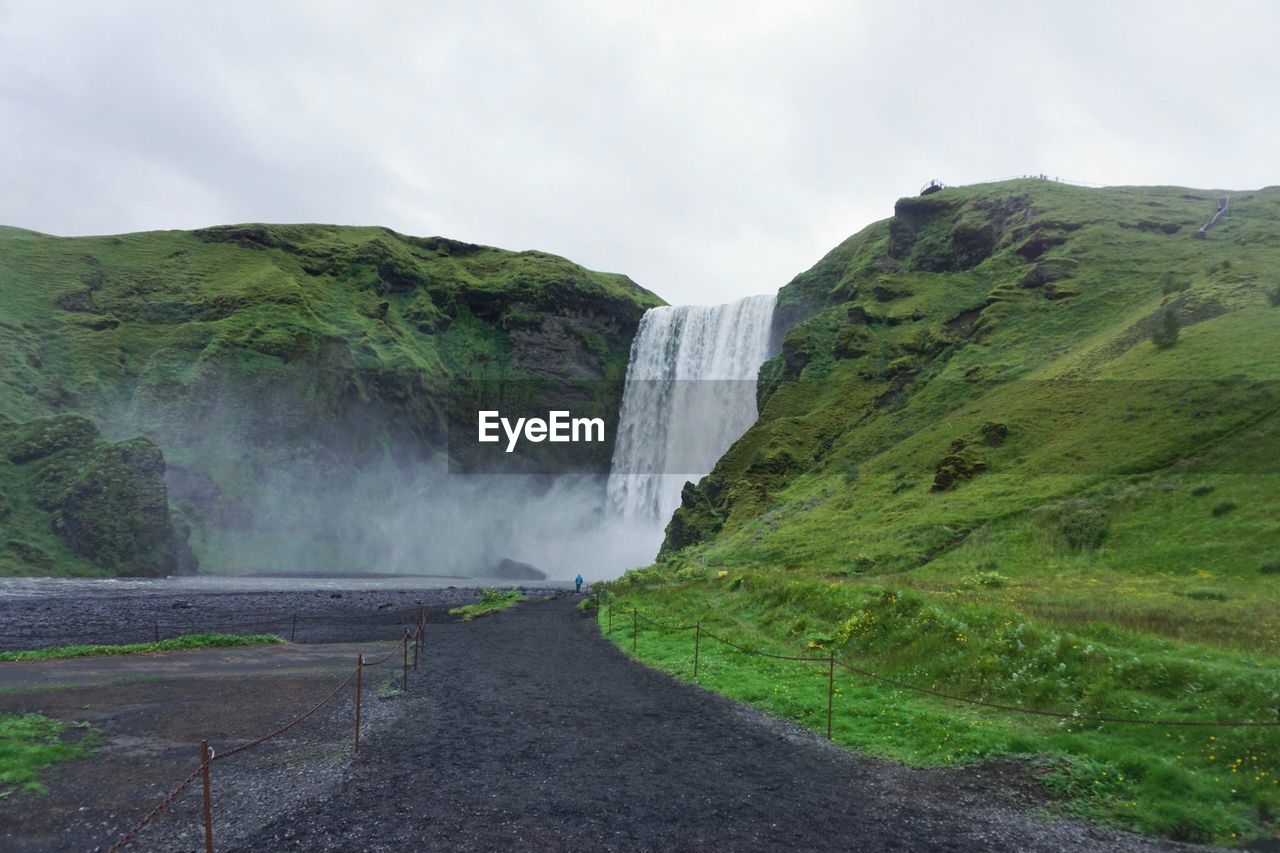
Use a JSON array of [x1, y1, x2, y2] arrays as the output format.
[[607, 180, 1280, 843], [0, 224, 662, 576]]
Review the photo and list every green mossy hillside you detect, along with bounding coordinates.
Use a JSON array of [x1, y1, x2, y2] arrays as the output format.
[[0, 224, 662, 575], [665, 180, 1280, 590], [633, 180, 1280, 842]]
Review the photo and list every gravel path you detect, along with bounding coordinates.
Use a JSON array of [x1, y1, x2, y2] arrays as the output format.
[[238, 597, 1194, 853]]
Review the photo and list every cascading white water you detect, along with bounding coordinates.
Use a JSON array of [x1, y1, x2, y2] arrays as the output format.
[[607, 294, 777, 523]]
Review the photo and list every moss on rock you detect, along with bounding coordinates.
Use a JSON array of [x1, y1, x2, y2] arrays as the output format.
[[1, 415, 196, 577]]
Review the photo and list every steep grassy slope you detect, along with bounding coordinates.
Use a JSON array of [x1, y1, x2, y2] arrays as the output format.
[[0, 224, 662, 575], [607, 180, 1280, 842]]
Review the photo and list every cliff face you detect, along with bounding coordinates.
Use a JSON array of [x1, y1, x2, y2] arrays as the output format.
[[0, 224, 662, 575], [662, 180, 1280, 567], [0, 414, 196, 576]]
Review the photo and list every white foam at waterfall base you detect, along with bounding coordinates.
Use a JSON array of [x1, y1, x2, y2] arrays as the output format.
[[607, 293, 777, 523]]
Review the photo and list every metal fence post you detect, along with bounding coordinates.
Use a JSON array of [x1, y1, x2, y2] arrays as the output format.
[[694, 622, 701, 679], [827, 650, 836, 741], [199, 739, 214, 853], [354, 655, 363, 755], [290, 614, 297, 642], [402, 628, 409, 690], [153, 622, 159, 643], [632, 608, 637, 653]]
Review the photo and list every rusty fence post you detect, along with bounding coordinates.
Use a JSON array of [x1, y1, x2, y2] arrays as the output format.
[[632, 608, 637, 654], [199, 739, 214, 853], [354, 655, 363, 755], [826, 650, 836, 741], [402, 628, 409, 690], [153, 622, 159, 643], [290, 614, 297, 642], [694, 622, 701, 679]]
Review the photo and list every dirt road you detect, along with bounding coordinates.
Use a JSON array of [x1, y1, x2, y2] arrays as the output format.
[[235, 598, 1188, 852]]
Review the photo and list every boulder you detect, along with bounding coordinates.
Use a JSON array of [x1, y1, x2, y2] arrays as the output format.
[[488, 558, 546, 581]]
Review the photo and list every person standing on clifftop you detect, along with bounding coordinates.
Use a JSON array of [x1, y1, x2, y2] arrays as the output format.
[[575, 574, 583, 593]]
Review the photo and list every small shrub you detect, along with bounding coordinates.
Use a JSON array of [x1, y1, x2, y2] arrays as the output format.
[[1189, 484, 1215, 497], [965, 570, 1009, 589], [1268, 283, 1280, 307], [1210, 501, 1236, 517], [1159, 272, 1189, 296], [674, 565, 707, 583], [1151, 309, 1180, 349], [841, 461, 860, 484], [1059, 500, 1109, 551], [1259, 559, 1280, 575]]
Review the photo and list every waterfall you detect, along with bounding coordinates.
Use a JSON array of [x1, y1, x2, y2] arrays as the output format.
[[607, 294, 777, 523]]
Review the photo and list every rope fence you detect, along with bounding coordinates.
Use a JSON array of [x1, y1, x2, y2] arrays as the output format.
[[0, 606, 426, 647], [105, 609, 428, 853], [601, 598, 1280, 736]]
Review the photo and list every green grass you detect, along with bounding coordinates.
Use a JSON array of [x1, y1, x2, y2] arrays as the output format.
[[598, 580, 1279, 844], [0, 632, 283, 662], [637, 180, 1280, 845], [0, 713, 97, 795], [448, 588, 528, 621]]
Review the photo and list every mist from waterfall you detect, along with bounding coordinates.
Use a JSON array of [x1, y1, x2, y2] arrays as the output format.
[[607, 294, 777, 524]]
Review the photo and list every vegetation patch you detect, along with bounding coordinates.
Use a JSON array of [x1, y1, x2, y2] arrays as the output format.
[[1150, 309, 1181, 350], [1057, 500, 1110, 551], [598, 574, 1280, 844], [0, 713, 97, 796], [0, 632, 282, 662], [448, 589, 527, 621]]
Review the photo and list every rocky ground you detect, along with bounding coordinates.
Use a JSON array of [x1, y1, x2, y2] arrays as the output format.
[[0, 594, 1208, 852], [0, 586, 562, 651]]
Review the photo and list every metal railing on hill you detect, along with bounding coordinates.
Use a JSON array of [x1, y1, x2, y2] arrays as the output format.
[[599, 599, 1280, 736]]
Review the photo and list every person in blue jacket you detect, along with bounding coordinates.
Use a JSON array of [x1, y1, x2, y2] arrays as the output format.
[[574, 574, 583, 593]]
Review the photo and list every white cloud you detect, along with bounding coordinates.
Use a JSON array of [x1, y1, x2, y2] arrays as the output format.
[[2, 0, 1277, 304]]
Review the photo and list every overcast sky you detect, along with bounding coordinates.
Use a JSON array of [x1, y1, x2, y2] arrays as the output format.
[[2, 1, 1277, 305]]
